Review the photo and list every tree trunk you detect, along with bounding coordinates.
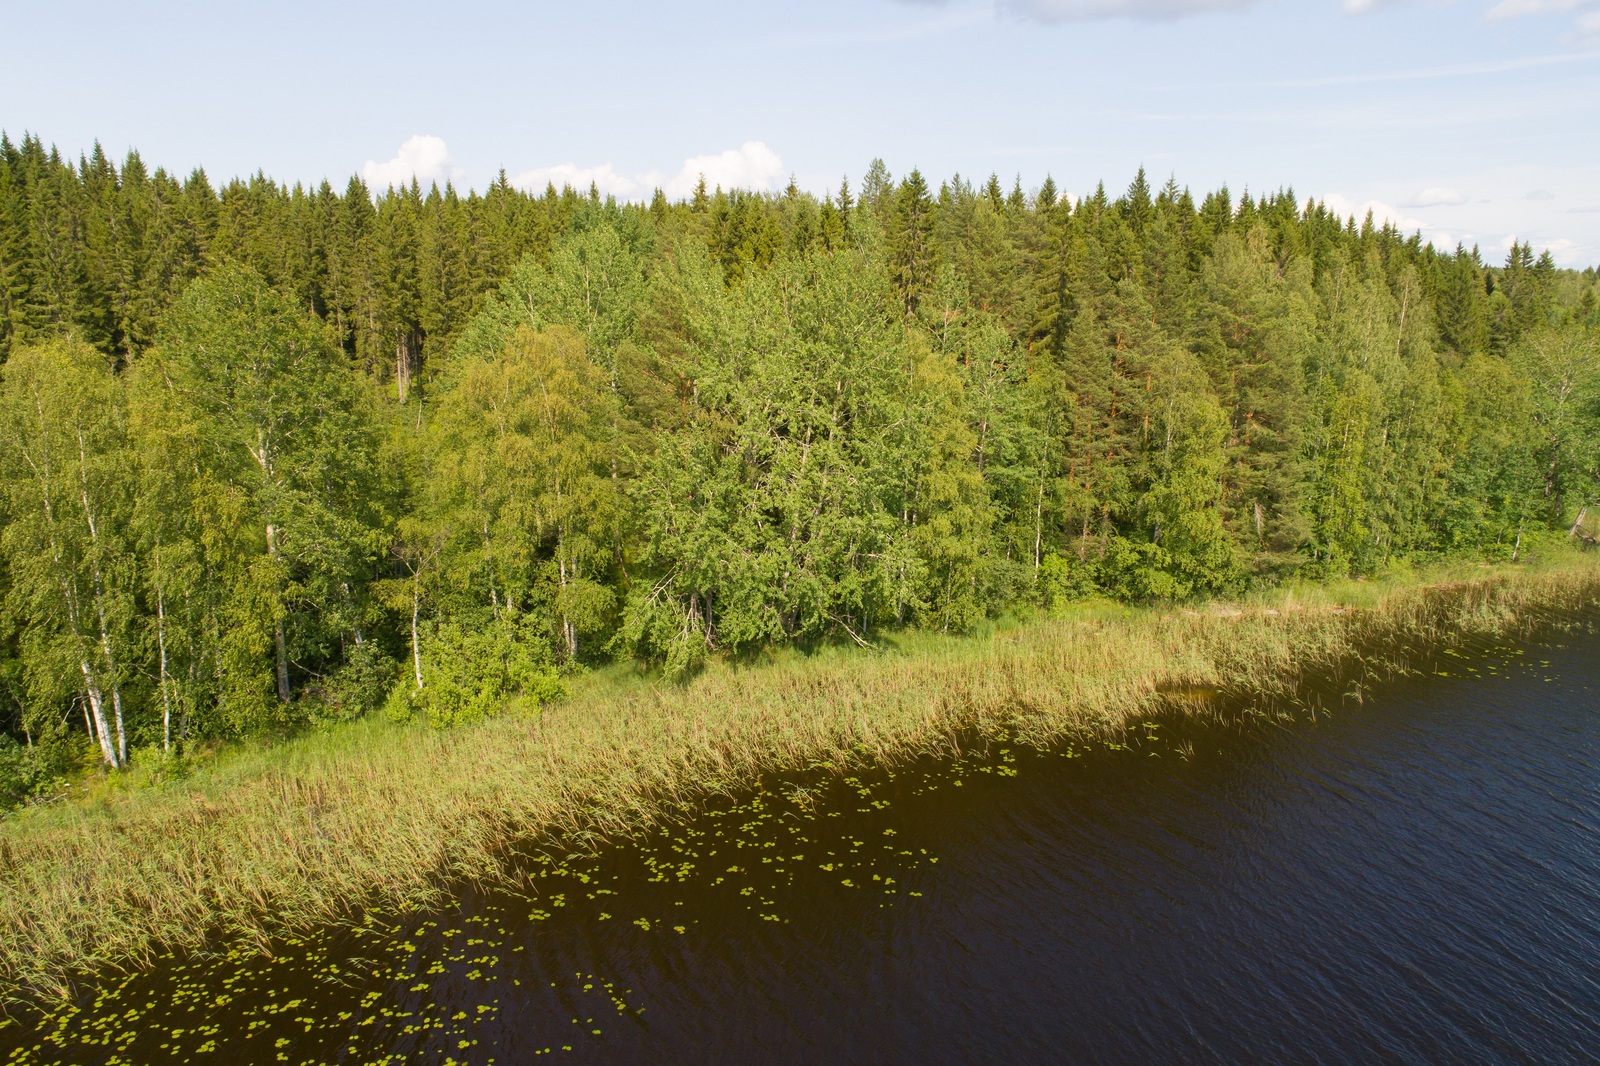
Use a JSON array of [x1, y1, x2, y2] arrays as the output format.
[[396, 331, 411, 404], [1034, 478, 1044, 573], [274, 620, 291, 703], [75, 453, 126, 764], [87, 569, 126, 765], [484, 522, 499, 619], [411, 580, 424, 689], [79, 661, 118, 768], [155, 555, 172, 754], [267, 523, 291, 702], [557, 554, 577, 659], [111, 685, 126, 766]]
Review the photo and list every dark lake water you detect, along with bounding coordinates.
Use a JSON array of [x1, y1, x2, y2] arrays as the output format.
[[9, 621, 1600, 1064]]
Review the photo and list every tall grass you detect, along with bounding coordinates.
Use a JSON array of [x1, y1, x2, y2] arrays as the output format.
[[2, 556, 1598, 1002]]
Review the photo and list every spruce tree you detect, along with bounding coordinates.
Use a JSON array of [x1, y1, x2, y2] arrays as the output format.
[[890, 169, 936, 315]]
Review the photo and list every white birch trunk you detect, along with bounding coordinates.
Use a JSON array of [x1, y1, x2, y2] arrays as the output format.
[[77, 435, 126, 765], [110, 685, 126, 767], [1034, 478, 1044, 573], [411, 579, 424, 689], [558, 552, 576, 659], [156, 578, 172, 754], [79, 660, 119, 768]]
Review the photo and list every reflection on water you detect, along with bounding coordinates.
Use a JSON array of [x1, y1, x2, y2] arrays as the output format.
[[7, 625, 1600, 1064]]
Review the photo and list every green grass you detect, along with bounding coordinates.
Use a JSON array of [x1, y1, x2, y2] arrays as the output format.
[[2, 552, 1599, 1003]]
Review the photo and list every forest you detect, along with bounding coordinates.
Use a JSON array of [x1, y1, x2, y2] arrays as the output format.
[[1, 131, 1598, 803]]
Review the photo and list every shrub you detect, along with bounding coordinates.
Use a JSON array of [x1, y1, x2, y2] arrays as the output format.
[[0, 737, 70, 810], [302, 642, 399, 724], [391, 615, 564, 728]]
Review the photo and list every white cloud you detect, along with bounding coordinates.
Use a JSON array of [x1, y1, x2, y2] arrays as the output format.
[[913, 0, 1600, 34], [1485, 0, 1595, 19], [1499, 233, 1580, 260], [1345, 0, 1599, 19], [513, 142, 786, 202], [1321, 193, 1429, 234], [1484, 0, 1600, 41], [665, 142, 786, 198], [999, 0, 1259, 20], [1523, 188, 1557, 200], [512, 161, 653, 199], [1403, 187, 1469, 207], [363, 135, 464, 191]]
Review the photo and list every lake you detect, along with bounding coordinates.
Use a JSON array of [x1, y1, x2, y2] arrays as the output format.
[[8, 621, 1600, 1064]]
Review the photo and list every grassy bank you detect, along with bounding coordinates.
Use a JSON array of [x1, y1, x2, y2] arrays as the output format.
[[3, 556, 1600, 1002]]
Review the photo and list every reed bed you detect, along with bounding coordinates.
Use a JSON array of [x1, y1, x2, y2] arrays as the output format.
[[2, 558, 1598, 1002]]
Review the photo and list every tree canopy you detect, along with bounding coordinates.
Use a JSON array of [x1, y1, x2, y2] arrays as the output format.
[[2, 134, 1598, 800]]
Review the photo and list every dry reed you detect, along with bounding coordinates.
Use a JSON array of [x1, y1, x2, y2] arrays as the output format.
[[1, 558, 1597, 1003]]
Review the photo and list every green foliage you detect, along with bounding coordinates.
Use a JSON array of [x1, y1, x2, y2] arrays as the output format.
[[0, 339, 136, 766], [301, 641, 398, 724], [623, 246, 941, 667], [429, 324, 621, 660], [136, 264, 391, 732], [391, 616, 563, 729], [3, 131, 1599, 776], [1039, 552, 1098, 611], [0, 734, 72, 809], [1136, 386, 1243, 596]]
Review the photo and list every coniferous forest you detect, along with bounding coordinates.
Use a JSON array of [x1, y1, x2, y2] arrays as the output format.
[[2, 132, 1599, 801]]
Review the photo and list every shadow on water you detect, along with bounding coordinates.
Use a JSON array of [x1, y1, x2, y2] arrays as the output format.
[[7, 610, 1600, 1063]]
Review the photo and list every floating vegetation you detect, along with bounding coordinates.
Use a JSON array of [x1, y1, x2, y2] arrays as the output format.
[[2, 740, 1085, 1062], [0, 613, 1584, 1061], [1, 563, 1598, 1019]]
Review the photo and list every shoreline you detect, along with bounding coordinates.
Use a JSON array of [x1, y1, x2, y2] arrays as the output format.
[[3, 558, 1599, 1004]]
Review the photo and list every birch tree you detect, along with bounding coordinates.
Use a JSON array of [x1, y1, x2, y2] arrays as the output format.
[[0, 341, 136, 767], [431, 324, 619, 660], [142, 265, 387, 720]]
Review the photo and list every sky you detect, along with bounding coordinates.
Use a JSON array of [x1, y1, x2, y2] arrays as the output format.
[[3, 0, 1598, 265]]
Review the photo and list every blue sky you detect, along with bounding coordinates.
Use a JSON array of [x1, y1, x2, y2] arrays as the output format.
[[5, 0, 1598, 265]]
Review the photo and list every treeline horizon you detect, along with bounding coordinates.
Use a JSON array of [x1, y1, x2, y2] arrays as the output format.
[[6, 131, 1596, 369], [2, 130, 1598, 799]]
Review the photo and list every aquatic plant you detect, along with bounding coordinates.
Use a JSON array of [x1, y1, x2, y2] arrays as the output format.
[[0, 557, 1596, 1002]]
